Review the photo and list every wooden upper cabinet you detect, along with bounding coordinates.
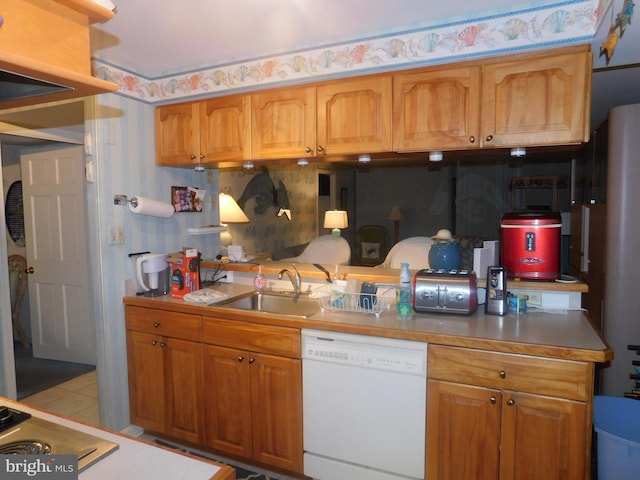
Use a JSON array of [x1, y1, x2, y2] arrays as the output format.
[[317, 75, 392, 155], [155, 102, 199, 166], [156, 95, 250, 166], [251, 86, 316, 159], [481, 46, 592, 147], [393, 66, 482, 151], [200, 95, 251, 162]]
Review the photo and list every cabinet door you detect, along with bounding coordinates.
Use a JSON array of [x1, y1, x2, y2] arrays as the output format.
[[481, 48, 591, 147], [203, 345, 252, 458], [393, 66, 481, 151], [126, 330, 166, 433], [251, 86, 316, 159], [426, 379, 501, 480], [317, 75, 392, 155], [155, 102, 199, 165], [499, 391, 587, 480], [250, 352, 303, 474], [164, 337, 205, 444], [200, 95, 251, 162]]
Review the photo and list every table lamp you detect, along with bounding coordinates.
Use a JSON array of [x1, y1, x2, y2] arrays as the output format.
[[219, 193, 249, 246], [324, 210, 348, 236], [387, 205, 404, 244]]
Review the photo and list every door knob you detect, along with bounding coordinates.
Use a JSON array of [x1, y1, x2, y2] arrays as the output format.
[[25, 267, 35, 274]]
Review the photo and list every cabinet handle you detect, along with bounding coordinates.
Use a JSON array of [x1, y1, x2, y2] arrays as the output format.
[[200, 154, 205, 160], [153, 322, 160, 328], [190, 154, 196, 160], [506, 399, 515, 406], [306, 147, 313, 154], [499, 370, 506, 379], [485, 134, 493, 142], [249, 358, 255, 364], [151, 340, 157, 346], [317, 145, 324, 153], [159, 342, 166, 348], [490, 396, 497, 404], [469, 136, 475, 143], [238, 356, 245, 362]]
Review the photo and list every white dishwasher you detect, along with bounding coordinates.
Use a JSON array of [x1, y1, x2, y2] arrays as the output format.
[[302, 329, 427, 480]]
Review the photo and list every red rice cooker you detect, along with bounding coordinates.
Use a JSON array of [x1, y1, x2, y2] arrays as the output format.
[[501, 211, 561, 280]]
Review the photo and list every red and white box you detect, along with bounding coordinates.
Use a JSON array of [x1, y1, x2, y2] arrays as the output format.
[[169, 248, 200, 298]]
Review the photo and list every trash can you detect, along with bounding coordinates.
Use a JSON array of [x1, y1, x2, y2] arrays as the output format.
[[593, 396, 640, 479]]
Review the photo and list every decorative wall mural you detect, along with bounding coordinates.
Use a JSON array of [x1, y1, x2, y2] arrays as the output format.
[[599, 0, 635, 64], [238, 169, 292, 220]]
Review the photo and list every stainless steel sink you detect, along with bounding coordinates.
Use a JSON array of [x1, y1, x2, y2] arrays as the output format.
[[216, 291, 320, 318]]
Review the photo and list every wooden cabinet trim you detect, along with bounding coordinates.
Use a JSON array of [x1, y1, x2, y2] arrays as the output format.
[[125, 305, 201, 341], [427, 344, 591, 401], [203, 316, 301, 358]]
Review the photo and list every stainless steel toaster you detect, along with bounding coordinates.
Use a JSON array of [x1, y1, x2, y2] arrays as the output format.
[[413, 269, 478, 315]]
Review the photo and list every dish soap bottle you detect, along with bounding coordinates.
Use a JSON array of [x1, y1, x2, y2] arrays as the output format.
[[254, 265, 267, 292], [396, 262, 413, 320]]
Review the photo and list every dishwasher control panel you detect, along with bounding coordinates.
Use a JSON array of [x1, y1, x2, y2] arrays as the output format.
[[302, 330, 427, 376]]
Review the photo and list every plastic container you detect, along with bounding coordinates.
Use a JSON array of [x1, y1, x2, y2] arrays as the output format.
[[396, 262, 413, 320], [254, 266, 266, 292], [593, 395, 640, 479]]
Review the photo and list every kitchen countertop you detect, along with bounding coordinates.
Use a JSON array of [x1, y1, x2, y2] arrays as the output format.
[[199, 259, 589, 292], [124, 283, 612, 363], [0, 398, 235, 480]]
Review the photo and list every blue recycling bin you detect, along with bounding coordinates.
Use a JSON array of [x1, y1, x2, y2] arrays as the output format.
[[593, 395, 640, 479]]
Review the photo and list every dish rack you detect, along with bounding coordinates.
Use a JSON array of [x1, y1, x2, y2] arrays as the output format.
[[312, 283, 396, 318]]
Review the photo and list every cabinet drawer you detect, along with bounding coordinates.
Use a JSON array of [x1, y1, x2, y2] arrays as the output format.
[[428, 345, 591, 401], [203, 317, 300, 358], [125, 305, 201, 341]]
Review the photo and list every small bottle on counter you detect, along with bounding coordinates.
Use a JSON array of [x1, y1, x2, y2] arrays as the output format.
[[254, 265, 267, 292], [396, 262, 413, 320]]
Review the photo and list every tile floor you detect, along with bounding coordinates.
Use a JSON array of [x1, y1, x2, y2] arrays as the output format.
[[20, 370, 100, 425]]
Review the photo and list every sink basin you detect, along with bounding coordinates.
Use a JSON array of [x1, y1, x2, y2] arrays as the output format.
[[216, 291, 320, 318]]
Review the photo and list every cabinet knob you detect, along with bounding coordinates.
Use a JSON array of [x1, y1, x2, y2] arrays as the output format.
[[469, 136, 476, 143], [249, 358, 256, 364], [153, 322, 160, 328], [506, 399, 515, 406], [159, 342, 166, 348], [485, 134, 493, 142], [26, 266, 35, 274], [238, 356, 245, 362], [151, 340, 157, 346], [499, 370, 506, 379], [190, 154, 197, 160], [306, 147, 313, 154], [199, 154, 205, 160], [317, 145, 324, 153], [490, 396, 497, 404]]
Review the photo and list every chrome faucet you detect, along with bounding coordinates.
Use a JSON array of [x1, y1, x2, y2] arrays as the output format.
[[278, 263, 301, 295]]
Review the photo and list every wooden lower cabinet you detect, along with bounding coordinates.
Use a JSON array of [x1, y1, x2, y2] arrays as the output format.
[[126, 329, 205, 445], [202, 318, 304, 475], [426, 345, 591, 480]]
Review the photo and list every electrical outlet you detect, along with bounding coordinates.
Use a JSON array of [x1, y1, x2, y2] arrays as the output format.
[[523, 291, 542, 307], [217, 271, 233, 283], [108, 224, 125, 245]]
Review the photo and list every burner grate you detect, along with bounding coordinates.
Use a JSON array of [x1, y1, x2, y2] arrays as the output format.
[[0, 440, 52, 455]]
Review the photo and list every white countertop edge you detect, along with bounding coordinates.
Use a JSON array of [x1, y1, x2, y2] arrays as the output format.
[[0, 398, 224, 480]]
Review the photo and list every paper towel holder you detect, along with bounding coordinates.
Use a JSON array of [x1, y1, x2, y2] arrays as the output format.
[[113, 194, 155, 209]]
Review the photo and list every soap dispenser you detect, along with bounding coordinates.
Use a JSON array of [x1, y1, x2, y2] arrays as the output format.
[[254, 265, 267, 292], [396, 262, 413, 320]]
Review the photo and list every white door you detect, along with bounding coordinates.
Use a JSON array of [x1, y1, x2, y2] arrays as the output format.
[[21, 145, 95, 364]]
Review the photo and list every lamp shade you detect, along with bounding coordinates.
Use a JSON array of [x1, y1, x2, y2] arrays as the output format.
[[324, 210, 348, 229], [219, 193, 249, 223], [387, 205, 404, 221]]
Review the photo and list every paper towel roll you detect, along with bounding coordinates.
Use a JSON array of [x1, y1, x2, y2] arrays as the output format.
[[129, 196, 175, 218]]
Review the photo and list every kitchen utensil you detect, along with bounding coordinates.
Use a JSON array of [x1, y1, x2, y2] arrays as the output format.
[[313, 263, 333, 283]]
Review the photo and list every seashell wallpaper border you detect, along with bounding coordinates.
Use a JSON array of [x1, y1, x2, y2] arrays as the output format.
[[93, 0, 610, 104]]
